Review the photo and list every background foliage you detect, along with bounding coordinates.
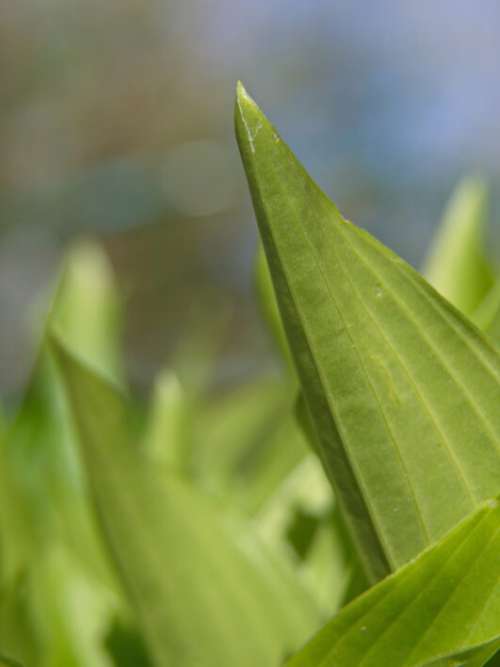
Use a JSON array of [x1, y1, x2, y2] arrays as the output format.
[[2, 3, 500, 666], [1, 1, 500, 396]]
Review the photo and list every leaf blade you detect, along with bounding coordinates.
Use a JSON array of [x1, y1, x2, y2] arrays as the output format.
[[285, 497, 500, 667], [422, 178, 493, 316], [52, 335, 321, 667], [235, 83, 500, 580]]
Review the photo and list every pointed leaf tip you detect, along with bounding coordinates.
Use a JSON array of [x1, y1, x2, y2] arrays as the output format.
[[235, 80, 246, 98], [235, 80, 254, 108], [235, 87, 500, 585], [234, 83, 274, 161]]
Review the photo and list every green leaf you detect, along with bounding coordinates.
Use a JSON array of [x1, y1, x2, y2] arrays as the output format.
[[0, 654, 24, 667], [104, 616, 153, 667], [194, 377, 307, 513], [474, 280, 500, 345], [486, 650, 500, 666], [256, 456, 363, 616], [235, 82, 500, 582], [28, 545, 119, 667], [2, 240, 124, 558], [0, 572, 39, 666], [48, 241, 124, 383], [422, 178, 494, 316], [285, 496, 500, 667], [52, 335, 322, 667], [143, 370, 191, 474], [0, 242, 127, 667], [255, 237, 366, 607], [255, 243, 294, 370]]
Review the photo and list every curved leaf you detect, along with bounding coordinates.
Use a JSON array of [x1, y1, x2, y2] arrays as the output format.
[[52, 335, 322, 667], [286, 496, 500, 667], [235, 83, 500, 582], [422, 178, 493, 316]]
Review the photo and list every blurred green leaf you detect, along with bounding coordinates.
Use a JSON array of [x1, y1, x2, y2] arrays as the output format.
[[0, 245, 125, 604], [486, 650, 500, 666], [0, 654, 24, 667], [255, 243, 293, 370], [29, 546, 118, 667], [194, 378, 307, 513], [422, 178, 494, 316], [3, 240, 124, 556], [0, 241, 127, 667], [48, 241, 123, 383], [235, 83, 500, 583], [286, 496, 500, 667], [474, 280, 500, 345], [104, 617, 152, 667], [142, 360, 308, 513], [234, 410, 307, 515], [255, 249, 361, 609], [53, 335, 322, 667], [143, 370, 190, 474], [293, 395, 369, 609], [0, 572, 39, 666], [0, 436, 32, 585], [256, 456, 363, 616]]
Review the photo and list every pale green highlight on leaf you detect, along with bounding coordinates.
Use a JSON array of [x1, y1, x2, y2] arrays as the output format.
[[50, 241, 124, 383], [52, 335, 322, 667], [143, 370, 189, 473], [423, 178, 494, 316]]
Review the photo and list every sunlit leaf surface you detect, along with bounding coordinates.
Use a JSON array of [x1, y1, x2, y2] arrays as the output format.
[[235, 82, 500, 582], [286, 497, 500, 667]]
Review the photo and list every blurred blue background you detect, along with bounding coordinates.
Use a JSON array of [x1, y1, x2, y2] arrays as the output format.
[[2, 0, 500, 393]]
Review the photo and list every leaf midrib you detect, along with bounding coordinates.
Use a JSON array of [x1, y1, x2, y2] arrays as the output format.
[[253, 181, 393, 579]]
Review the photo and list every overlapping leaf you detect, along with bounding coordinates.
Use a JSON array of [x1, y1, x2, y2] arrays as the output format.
[[235, 83, 500, 583], [286, 497, 500, 667], [52, 336, 322, 667]]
